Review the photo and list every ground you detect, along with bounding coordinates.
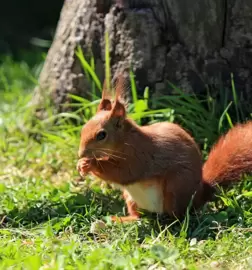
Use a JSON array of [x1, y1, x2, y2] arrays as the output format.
[[0, 55, 251, 269]]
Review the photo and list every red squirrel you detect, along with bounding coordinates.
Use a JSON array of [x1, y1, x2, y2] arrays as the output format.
[[77, 75, 252, 223]]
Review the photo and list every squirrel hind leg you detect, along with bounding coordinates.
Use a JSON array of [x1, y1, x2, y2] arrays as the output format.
[[111, 191, 140, 223], [110, 201, 140, 223]]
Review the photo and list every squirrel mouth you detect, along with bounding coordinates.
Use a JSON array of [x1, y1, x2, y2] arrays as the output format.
[[79, 148, 110, 161], [88, 152, 109, 161], [94, 153, 109, 161], [95, 156, 109, 161], [90, 150, 109, 161]]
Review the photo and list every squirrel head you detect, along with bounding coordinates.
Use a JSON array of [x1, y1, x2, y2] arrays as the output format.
[[78, 74, 128, 160]]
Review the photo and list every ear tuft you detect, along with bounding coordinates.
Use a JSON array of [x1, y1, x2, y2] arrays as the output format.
[[114, 73, 128, 102]]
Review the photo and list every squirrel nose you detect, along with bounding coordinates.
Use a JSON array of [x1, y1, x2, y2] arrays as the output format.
[[78, 149, 85, 158], [78, 148, 90, 158]]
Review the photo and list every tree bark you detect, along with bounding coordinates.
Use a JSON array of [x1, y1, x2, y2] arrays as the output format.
[[33, 0, 252, 114]]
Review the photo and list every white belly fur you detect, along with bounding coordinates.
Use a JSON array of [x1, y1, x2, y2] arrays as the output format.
[[113, 182, 164, 213]]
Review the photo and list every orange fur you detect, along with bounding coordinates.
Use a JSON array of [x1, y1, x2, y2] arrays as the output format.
[[77, 75, 252, 223], [203, 121, 252, 185], [111, 215, 139, 223]]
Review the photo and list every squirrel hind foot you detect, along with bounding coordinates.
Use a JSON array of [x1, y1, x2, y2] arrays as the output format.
[[110, 215, 140, 223]]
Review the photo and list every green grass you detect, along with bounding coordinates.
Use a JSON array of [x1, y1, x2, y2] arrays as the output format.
[[0, 55, 251, 270]]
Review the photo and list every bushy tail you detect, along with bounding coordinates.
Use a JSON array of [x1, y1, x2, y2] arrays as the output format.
[[203, 121, 252, 186]]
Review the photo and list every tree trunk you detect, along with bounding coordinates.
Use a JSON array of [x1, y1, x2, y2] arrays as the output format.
[[33, 0, 252, 114]]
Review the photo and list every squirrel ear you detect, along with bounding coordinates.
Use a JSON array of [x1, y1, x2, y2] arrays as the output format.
[[110, 100, 126, 119], [97, 79, 112, 112], [109, 73, 128, 126], [97, 99, 112, 111], [110, 100, 126, 128]]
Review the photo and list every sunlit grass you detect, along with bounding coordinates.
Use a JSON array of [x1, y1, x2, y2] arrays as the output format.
[[0, 53, 251, 269]]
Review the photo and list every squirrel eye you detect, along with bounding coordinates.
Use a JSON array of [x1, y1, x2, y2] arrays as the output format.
[[96, 130, 107, 141]]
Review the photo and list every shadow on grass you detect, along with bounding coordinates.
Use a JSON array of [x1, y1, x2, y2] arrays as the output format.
[[1, 186, 251, 241], [1, 188, 123, 226]]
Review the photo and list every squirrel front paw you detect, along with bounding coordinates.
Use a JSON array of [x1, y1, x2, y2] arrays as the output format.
[[77, 158, 93, 177]]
